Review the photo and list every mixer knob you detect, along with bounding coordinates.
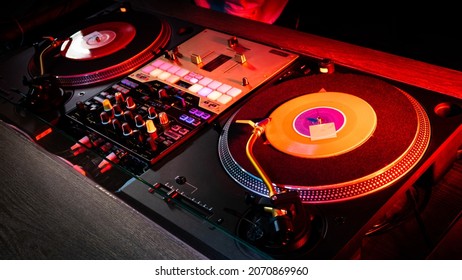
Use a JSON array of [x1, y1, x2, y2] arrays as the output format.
[[158, 111, 169, 126], [132, 129, 145, 143], [134, 114, 146, 128], [146, 119, 158, 151], [114, 91, 125, 104], [158, 88, 169, 99], [124, 110, 134, 123], [147, 106, 158, 119], [75, 101, 89, 122], [102, 98, 114, 118], [191, 53, 202, 65], [125, 96, 136, 110], [100, 111, 111, 125], [146, 119, 157, 136], [318, 58, 335, 74], [76, 101, 86, 113], [242, 77, 249, 86], [111, 118, 122, 134], [121, 122, 133, 136], [113, 104, 123, 117], [175, 96, 187, 108], [228, 36, 238, 48]]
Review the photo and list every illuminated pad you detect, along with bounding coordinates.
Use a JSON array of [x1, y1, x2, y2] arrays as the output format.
[[130, 29, 298, 115]]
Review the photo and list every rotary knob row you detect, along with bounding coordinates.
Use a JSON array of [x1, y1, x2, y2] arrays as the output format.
[[98, 97, 171, 150]]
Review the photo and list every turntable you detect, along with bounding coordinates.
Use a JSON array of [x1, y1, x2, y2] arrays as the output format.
[[0, 1, 461, 260], [219, 73, 430, 203], [27, 8, 171, 88]]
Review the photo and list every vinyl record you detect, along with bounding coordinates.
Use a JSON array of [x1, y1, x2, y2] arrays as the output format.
[[218, 73, 431, 203], [60, 21, 136, 60], [265, 92, 377, 158], [28, 9, 171, 87]]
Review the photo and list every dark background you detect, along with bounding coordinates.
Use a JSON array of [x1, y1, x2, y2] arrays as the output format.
[[275, 1, 462, 72], [1, 0, 461, 72]]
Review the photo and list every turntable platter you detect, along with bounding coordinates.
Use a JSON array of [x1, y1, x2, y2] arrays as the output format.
[[218, 73, 431, 203], [28, 10, 171, 87], [61, 22, 136, 60]]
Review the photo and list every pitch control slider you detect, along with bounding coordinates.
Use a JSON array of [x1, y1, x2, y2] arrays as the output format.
[[148, 182, 214, 219]]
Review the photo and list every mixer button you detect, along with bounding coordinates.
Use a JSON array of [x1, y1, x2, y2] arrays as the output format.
[[188, 84, 203, 93], [120, 78, 139, 88], [112, 84, 130, 94], [178, 128, 189, 135], [151, 59, 164, 67], [183, 116, 195, 123], [184, 72, 203, 82], [134, 72, 149, 81], [208, 80, 222, 90], [167, 65, 181, 74], [159, 61, 173, 71], [149, 68, 163, 77], [200, 112, 211, 120], [170, 124, 181, 131], [217, 94, 232, 104], [158, 71, 171, 80], [191, 119, 201, 126], [175, 68, 189, 77], [192, 110, 203, 117], [198, 87, 213, 97], [189, 77, 199, 83], [207, 91, 222, 100], [141, 65, 155, 73], [164, 130, 181, 140], [179, 114, 189, 121], [166, 74, 180, 84], [217, 83, 232, 93], [226, 87, 242, 97], [198, 77, 213, 86], [93, 96, 105, 103]]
